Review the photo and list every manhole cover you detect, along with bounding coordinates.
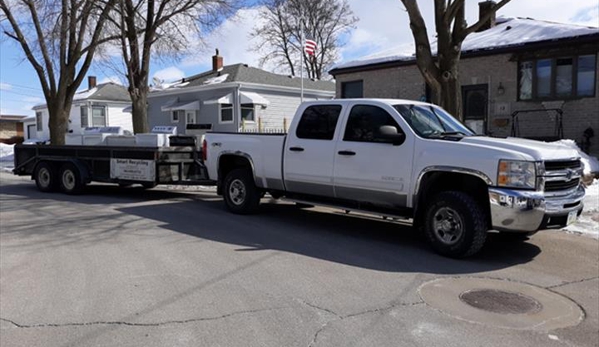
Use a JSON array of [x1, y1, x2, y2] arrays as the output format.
[[419, 277, 584, 330], [460, 289, 542, 314]]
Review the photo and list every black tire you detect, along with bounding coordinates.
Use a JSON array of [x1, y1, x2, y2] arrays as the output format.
[[424, 191, 488, 258], [141, 182, 157, 189], [34, 161, 57, 192], [58, 162, 86, 195], [223, 168, 261, 214]]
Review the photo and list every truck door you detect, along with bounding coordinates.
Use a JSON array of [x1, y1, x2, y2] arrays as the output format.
[[283, 104, 343, 197], [333, 104, 414, 208]]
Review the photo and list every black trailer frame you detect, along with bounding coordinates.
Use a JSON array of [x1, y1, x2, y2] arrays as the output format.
[[13, 143, 215, 193]]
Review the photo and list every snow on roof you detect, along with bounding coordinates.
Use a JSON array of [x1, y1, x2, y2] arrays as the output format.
[[203, 74, 229, 85], [73, 87, 98, 100], [332, 17, 599, 71]]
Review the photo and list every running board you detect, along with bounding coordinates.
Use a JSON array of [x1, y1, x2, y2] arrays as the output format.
[[281, 197, 414, 223]]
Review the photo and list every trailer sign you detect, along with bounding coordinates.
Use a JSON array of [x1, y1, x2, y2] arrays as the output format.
[[110, 159, 156, 182]]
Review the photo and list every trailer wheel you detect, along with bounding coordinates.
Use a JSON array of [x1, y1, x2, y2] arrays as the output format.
[[34, 162, 57, 192], [58, 162, 86, 195], [141, 182, 157, 189], [223, 168, 260, 214], [424, 191, 487, 258]]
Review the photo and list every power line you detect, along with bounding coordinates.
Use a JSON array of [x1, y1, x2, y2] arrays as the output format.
[[0, 89, 44, 98]]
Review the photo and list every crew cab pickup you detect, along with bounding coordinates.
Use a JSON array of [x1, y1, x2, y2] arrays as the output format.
[[204, 99, 585, 257]]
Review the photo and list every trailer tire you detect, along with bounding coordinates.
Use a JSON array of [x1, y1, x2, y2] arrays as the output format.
[[141, 182, 157, 189], [424, 191, 487, 258], [34, 161, 57, 192], [223, 168, 260, 214], [58, 162, 86, 195]]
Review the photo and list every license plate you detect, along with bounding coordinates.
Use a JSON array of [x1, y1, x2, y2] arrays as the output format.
[[567, 211, 578, 225]]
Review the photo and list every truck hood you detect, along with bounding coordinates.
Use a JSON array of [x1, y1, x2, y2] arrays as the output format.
[[459, 137, 580, 161]]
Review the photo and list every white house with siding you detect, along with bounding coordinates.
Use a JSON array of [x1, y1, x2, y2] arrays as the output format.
[[147, 51, 335, 134], [31, 76, 132, 140]]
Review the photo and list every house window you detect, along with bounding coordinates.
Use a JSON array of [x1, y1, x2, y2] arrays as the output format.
[[241, 104, 255, 122], [91, 106, 106, 126], [36, 111, 43, 131], [341, 80, 363, 98], [171, 110, 184, 123], [519, 54, 596, 100], [80, 106, 88, 128], [220, 104, 234, 123]]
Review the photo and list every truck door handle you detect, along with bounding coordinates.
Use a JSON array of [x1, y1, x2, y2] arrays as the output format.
[[289, 147, 304, 152], [338, 150, 356, 156]]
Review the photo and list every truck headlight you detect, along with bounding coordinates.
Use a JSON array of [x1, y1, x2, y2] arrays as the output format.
[[497, 160, 536, 189]]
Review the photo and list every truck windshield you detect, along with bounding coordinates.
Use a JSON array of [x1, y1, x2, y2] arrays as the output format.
[[393, 104, 475, 138]]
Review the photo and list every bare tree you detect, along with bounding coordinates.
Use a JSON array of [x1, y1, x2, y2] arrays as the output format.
[[1, 0, 118, 145], [400, 0, 511, 120], [251, 0, 357, 80], [105, 0, 234, 134]]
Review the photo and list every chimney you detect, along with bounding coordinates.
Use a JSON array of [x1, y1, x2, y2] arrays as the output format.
[[212, 49, 223, 72], [477, 1, 497, 32], [88, 76, 97, 89]]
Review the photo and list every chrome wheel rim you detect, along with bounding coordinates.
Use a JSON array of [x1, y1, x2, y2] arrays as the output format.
[[38, 167, 51, 187], [229, 179, 246, 206], [433, 207, 464, 245], [62, 170, 76, 191]]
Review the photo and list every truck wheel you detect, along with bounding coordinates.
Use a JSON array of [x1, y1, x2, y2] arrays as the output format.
[[223, 168, 261, 214], [34, 162, 57, 192], [58, 162, 86, 195], [424, 191, 487, 258]]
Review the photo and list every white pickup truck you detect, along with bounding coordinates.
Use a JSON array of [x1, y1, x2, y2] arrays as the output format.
[[204, 99, 585, 257]]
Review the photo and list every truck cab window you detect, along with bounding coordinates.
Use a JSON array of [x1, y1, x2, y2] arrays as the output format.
[[344, 105, 402, 143], [296, 105, 342, 140]]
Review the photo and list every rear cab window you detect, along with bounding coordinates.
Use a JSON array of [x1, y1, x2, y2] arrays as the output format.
[[296, 105, 343, 140]]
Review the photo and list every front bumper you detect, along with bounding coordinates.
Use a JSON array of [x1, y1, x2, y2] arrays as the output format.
[[488, 185, 585, 232]]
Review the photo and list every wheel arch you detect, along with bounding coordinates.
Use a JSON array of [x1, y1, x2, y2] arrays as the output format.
[[413, 167, 492, 229], [217, 152, 257, 195]]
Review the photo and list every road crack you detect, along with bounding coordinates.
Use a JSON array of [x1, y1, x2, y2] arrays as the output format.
[[546, 276, 599, 289], [303, 300, 425, 347], [0, 306, 287, 329]]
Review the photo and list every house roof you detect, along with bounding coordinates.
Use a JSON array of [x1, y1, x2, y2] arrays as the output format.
[[330, 16, 599, 75], [153, 63, 335, 93], [0, 114, 28, 121], [33, 82, 130, 109]]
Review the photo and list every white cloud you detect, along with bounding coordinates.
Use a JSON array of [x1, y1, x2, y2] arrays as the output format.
[[22, 96, 43, 103], [0, 82, 12, 91], [152, 67, 186, 82], [181, 7, 273, 71]]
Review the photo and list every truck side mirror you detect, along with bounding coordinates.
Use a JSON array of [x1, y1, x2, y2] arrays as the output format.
[[378, 125, 406, 146]]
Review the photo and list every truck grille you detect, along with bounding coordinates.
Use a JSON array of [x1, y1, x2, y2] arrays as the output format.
[[545, 179, 580, 192], [543, 159, 582, 193]]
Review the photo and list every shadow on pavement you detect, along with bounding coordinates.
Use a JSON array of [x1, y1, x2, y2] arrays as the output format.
[[2, 179, 541, 274]]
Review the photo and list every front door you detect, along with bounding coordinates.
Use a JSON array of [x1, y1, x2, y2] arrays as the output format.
[[185, 110, 197, 125], [462, 84, 488, 134], [333, 104, 414, 208]]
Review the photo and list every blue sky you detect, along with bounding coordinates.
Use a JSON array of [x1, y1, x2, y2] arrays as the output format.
[[1, 0, 598, 117]]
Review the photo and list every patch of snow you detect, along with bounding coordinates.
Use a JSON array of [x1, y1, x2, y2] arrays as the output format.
[[562, 179, 598, 239], [150, 80, 190, 91], [333, 16, 599, 71], [0, 143, 14, 162], [73, 87, 98, 100], [203, 74, 229, 85]]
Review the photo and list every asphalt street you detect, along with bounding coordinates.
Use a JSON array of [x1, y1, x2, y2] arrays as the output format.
[[1, 172, 598, 347]]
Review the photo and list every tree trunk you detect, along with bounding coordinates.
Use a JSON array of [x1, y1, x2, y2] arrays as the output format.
[[438, 52, 463, 121], [48, 102, 69, 145], [130, 89, 149, 134]]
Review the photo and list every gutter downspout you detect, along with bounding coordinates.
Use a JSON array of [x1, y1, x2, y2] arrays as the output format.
[[235, 83, 241, 132]]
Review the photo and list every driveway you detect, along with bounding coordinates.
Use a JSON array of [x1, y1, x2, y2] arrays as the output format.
[[1, 172, 597, 347]]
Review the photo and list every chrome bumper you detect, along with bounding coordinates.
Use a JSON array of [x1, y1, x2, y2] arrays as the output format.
[[488, 186, 585, 232]]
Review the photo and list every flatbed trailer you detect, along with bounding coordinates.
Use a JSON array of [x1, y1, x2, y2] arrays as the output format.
[[12, 143, 215, 194]]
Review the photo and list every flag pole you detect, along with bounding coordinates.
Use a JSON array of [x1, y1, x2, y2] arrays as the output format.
[[300, 13, 304, 103]]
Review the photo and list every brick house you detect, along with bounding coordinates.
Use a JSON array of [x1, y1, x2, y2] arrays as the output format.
[[330, 3, 599, 156], [0, 115, 26, 140]]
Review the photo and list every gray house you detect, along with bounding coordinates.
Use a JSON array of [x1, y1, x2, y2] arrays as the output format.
[[148, 51, 335, 134], [330, 2, 599, 156]]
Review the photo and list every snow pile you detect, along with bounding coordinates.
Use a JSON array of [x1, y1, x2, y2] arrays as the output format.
[[552, 140, 599, 175], [203, 74, 229, 85], [73, 87, 98, 100], [563, 179, 599, 239], [0, 143, 14, 162]]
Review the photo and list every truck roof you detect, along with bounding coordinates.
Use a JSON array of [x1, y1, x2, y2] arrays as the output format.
[[303, 98, 433, 107]]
